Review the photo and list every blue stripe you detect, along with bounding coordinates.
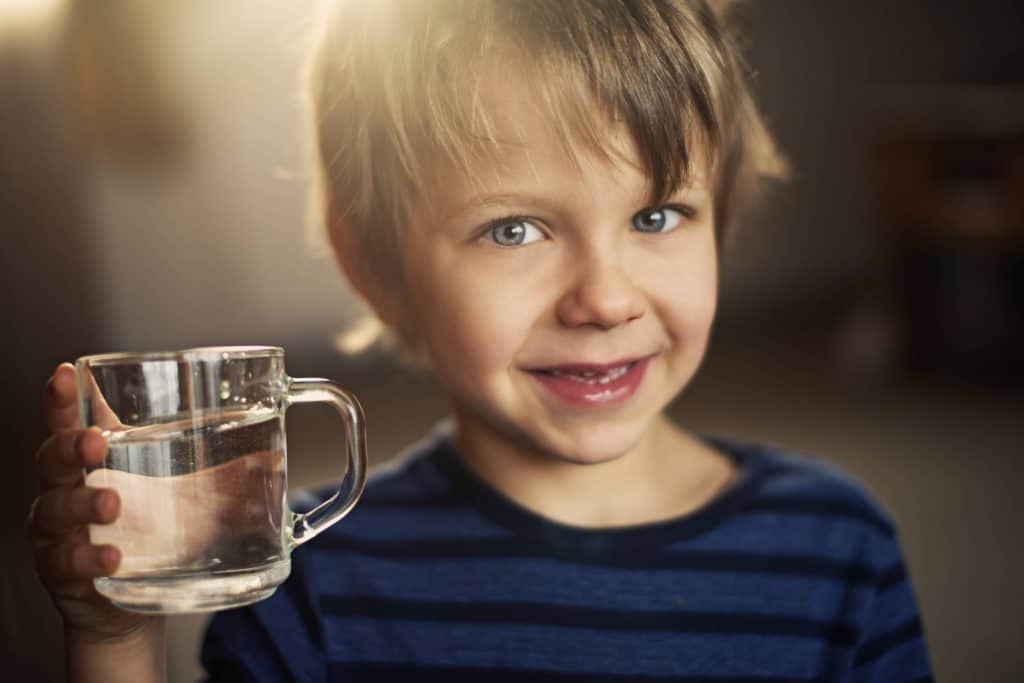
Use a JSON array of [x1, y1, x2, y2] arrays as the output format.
[[313, 534, 880, 583], [742, 498, 894, 537], [324, 619, 835, 678], [312, 554, 871, 622], [329, 662, 831, 682], [321, 596, 859, 646], [356, 494, 894, 539], [332, 505, 881, 558]]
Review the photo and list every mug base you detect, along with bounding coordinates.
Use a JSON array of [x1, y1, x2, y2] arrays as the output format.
[[95, 558, 291, 614]]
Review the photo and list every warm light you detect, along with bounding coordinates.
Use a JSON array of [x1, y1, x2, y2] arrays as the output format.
[[0, 0, 64, 29], [0, 0, 61, 14], [333, 316, 384, 355]]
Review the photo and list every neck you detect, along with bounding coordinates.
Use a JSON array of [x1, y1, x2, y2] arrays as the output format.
[[449, 408, 735, 529]]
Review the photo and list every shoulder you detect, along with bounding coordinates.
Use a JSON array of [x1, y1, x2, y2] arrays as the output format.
[[724, 438, 932, 675], [709, 434, 910, 577], [731, 435, 899, 538]]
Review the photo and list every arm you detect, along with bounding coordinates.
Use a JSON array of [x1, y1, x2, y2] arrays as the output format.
[[850, 531, 933, 682], [27, 364, 165, 683], [65, 620, 166, 683]]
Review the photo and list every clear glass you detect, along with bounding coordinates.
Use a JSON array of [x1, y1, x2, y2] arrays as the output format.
[[75, 346, 366, 614]]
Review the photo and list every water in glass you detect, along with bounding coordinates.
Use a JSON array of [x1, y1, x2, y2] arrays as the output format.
[[86, 407, 290, 612]]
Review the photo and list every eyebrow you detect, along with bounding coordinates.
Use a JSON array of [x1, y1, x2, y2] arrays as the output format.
[[440, 193, 549, 224], [439, 182, 711, 227]]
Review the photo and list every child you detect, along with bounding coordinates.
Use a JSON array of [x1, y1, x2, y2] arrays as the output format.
[[30, 1, 933, 680]]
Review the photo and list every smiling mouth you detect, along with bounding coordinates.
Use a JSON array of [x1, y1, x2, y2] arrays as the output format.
[[524, 356, 653, 406], [525, 355, 650, 382], [532, 361, 637, 385]]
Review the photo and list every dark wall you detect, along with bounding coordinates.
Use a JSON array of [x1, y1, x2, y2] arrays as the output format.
[[717, 0, 1023, 326], [1, 24, 108, 681]]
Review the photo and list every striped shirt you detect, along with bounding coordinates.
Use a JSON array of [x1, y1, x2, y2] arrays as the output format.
[[201, 422, 933, 682]]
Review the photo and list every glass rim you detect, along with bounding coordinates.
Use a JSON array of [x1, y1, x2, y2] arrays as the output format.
[[76, 346, 285, 367]]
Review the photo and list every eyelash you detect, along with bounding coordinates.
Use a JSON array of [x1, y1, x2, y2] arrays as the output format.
[[480, 204, 696, 247], [664, 203, 697, 220]]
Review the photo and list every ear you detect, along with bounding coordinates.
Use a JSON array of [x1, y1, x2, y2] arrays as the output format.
[[326, 209, 404, 327]]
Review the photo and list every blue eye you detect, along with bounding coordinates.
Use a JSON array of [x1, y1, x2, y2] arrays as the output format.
[[487, 218, 545, 247], [631, 207, 686, 234]]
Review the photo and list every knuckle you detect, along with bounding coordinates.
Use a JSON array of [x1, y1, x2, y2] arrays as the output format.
[[65, 488, 87, 526], [27, 489, 86, 538], [37, 431, 75, 469], [34, 433, 57, 466], [63, 543, 88, 577]]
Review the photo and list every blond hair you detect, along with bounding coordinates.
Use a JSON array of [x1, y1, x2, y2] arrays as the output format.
[[305, 0, 785, 355]]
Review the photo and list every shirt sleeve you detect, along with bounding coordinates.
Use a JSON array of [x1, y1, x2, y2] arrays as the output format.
[[199, 547, 328, 682], [850, 528, 934, 683]]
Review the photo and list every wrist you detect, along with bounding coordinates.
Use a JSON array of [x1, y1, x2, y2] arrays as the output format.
[[65, 613, 164, 643], [65, 618, 166, 683]]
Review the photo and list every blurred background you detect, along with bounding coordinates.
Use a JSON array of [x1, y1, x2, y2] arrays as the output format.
[[2, 0, 1021, 680]]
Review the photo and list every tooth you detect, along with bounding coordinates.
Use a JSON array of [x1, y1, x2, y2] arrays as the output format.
[[546, 363, 632, 384]]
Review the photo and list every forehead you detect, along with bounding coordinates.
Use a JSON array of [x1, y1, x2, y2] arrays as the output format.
[[415, 68, 710, 222]]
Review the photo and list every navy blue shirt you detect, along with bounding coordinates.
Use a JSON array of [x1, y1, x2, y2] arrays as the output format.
[[201, 423, 933, 681]]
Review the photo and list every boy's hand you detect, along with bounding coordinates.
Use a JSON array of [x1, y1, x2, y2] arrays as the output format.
[[28, 363, 158, 641]]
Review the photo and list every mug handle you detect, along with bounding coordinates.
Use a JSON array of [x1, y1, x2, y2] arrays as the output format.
[[283, 377, 367, 548]]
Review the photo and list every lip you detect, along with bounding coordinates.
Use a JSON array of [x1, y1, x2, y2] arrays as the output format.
[[524, 356, 652, 408], [525, 355, 650, 373]]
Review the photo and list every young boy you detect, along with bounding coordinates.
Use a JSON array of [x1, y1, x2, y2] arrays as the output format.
[[31, 1, 932, 680]]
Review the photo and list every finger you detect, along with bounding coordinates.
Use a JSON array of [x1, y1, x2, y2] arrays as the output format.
[[45, 363, 79, 434], [79, 366, 124, 431], [41, 540, 121, 582], [36, 428, 108, 490], [29, 486, 120, 540]]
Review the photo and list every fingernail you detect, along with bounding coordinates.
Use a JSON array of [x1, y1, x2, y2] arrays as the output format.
[[93, 491, 109, 517], [98, 546, 119, 571], [53, 364, 74, 386], [81, 428, 108, 460]]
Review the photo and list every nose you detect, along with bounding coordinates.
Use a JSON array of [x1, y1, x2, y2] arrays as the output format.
[[556, 251, 646, 329]]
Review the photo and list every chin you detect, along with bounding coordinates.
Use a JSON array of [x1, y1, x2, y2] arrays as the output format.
[[538, 420, 646, 466]]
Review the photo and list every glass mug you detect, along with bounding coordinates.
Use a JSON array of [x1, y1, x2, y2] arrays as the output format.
[[76, 346, 366, 614]]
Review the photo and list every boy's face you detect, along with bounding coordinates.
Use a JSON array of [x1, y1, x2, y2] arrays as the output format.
[[391, 84, 718, 466]]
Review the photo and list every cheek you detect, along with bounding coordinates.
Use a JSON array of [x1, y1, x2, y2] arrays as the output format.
[[644, 244, 718, 341], [411, 259, 539, 387], [684, 265, 719, 332]]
